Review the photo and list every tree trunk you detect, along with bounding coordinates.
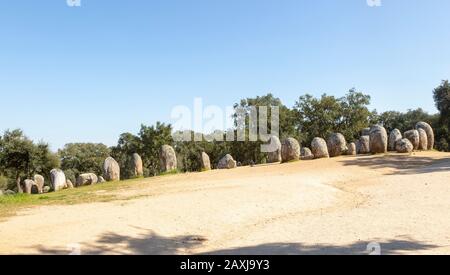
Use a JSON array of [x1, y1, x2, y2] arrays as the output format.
[[16, 175, 23, 194]]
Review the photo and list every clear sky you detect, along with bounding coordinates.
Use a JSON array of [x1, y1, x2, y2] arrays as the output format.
[[1, 0, 449, 150]]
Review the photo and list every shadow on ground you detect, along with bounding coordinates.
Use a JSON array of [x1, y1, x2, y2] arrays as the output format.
[[340, 154, 450, 175], [34, 230, 439, 255]]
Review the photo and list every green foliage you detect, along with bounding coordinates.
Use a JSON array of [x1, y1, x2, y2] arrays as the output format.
[[58, 143, 110, 179], [111, 122, 173, 178], [377, 108, 438, 133], [0, 175, 9, 191], [294, 89, 374, 144], [0, 129, 59, 191]]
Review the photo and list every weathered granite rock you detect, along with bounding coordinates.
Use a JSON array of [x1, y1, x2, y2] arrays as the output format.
[[417, 128, 428, 151], [160, 145, 177, 172], [103, 157, 120, 181], [217, 154, 237, 169], [200, 152, 211, 171], [50, 169, 67, 192], [301, 147, 314, 160], [267, 136, 282, 163], [327, 133, 347, 157], [388, 129, 402, 152], [347, 142, 357, 156], [98, 176, 106, 183], [416, 122, 434, 150], [370, 125, 388, 154], [281, 138, 300, 163], [76, 173, 98, 187], [404, 130, 420, 151], [23, 180, 37, 194], [357, 136, 370, 154], [396, 138, 414, 153], [132, 153, 144, 177], [33, 174, 45, 194], [311, 137, 329, 159], [66, 180, 74, 189]]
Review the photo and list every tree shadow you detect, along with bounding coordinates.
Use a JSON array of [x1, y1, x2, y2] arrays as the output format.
[[34, 230, 440, 255], [34, 230, 207, 255], [340, 154, 450, 175]]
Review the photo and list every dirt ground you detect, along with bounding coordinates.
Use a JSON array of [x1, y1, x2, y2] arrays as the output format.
[[0, 151, 449, 255]]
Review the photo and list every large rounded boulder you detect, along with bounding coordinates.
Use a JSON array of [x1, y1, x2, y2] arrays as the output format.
[[217, 154, 237, 169], [369, 125, 388, 154], [416, 122, 434, 150], [357, 136, 370, 154], [417, 128, 428, 151], [281, 138, 300, 163], [267, 136, 282, 163], [103, 157, 120, 181], [50, 169, 67, 192], [327, 133, 347, 157], [388, 129, 402, 152], [396, 138, 414, 153], [311, 137, 329, 159], [76, 173, 98, 187], [132, 153, 144, 177], [404, 130, 420, 151], [201, 152, 211, 171], [160, 145, 177, 172], [347, 142, 357, 156], [301, 147, 314, 160]]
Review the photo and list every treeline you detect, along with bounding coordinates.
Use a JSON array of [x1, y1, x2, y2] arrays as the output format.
[[1, 81, 449, 192]]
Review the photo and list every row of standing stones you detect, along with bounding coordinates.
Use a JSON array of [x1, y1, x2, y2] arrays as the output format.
[[6, 122, 434, 196], [266, 121, 435, 164]]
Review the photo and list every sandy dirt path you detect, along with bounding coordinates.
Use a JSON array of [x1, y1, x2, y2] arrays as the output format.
[[0, 151, 449, 255]]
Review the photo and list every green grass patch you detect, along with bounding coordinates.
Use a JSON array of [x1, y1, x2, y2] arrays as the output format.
[[0, 177, 148, 219]]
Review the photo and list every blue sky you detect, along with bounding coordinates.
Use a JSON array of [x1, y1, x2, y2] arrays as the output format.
[[1, 0, 449, 150]]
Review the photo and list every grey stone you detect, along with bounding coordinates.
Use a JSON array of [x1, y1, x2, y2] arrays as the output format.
[[301, 147, 314, 160], [33, 174, 45, 194], [281, 138, 300, 163], [160, 145, 177, 172], [416, 122, 434, 150], [327, 133, 347, 157], [267, 136, 282, 163], [76, 173, 98, 187], [357, 136, 370, 154], [217, 154, 237, 169], [200, 152, 211, 171], [370, 125, 388, 154], [388, 129, 402, 152], [417, 128, 428, 151], [347, 142, 357, 156], [396, 138, 414, 153], [23, 180, 36, 194], [404, 130, 420, 151], [50, 169, 67, 192], [98, 176, 106, 183], [311, 137, 329, 159], [132, 153, 144, 177], [66, 180, 74, 189], [103, 157, 120, 181]]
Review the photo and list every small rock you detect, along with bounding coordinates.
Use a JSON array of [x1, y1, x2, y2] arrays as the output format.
[[76, 173, 98, 187], [301, 147, 314, 160]]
